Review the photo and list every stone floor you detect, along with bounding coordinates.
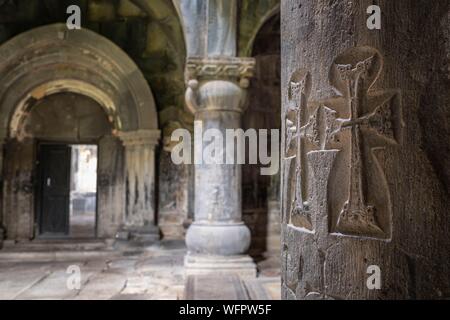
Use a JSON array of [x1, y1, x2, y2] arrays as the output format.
[[69, 212, 96, 238], [0, 239, 280, 300]]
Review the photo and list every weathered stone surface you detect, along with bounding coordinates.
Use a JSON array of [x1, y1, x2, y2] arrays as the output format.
[[75, 273, 127, 300], [97, 135, 125, 238], [183, 56, 256, 275], [0, 24, 158, 137], [175, 0, 237, 57], [0, 25, 160, 244], [0, 266, 50, 300], [21, 93, 110, 141], [0, 139, 3, 243], [2, 138, 34, 240], [158, 150, 193, 239], [281, 0, 450, 300], [117, 129, 160, 244], [244, 277, 281, 300], [185, 274, 250, 300], [179, 1, 258, 276]]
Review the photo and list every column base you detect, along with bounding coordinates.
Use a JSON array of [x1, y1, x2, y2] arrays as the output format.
[[186, 222, 251, 255], [184, 253, 257, 278], [115, 225, 160, 247]]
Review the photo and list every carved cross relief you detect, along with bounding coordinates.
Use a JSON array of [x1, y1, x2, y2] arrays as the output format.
[[284, 46, 403, 239], [285, 70, 314, 230]]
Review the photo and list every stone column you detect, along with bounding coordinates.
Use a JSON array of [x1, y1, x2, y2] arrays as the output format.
[[117, 129, 160, 245], [0, 138, 4, 245], [266, 172, 281, 255], [281, 0, 450, 299], [176, 0, 257, 276], [184, 57, 257, 277]]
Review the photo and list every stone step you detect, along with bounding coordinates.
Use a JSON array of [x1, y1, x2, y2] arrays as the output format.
[[183, 274, 281, 300], [184, 274, 250, 300], [0, 239, 116, 261], [0, 250, 116, 262], [1, 239, 111, 252], [243, 277, 281, 300]]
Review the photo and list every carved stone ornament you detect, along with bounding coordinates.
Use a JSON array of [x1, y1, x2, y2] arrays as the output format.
[[285, 46, 404, 239], [185, 56, 255, 87], [184, 57, 256, 115], [285, 70, 315, 231]]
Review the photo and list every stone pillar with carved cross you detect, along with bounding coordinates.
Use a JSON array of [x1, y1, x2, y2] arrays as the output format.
[[117, 130, 160, 245], [0, 137, 4, 246], [281, 1, 450, 299], [183, 57, 257, 277]]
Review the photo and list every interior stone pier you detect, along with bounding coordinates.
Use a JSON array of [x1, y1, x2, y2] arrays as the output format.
[[117, 130, 161, 245], [184, 57, 256, 277], [281, 0, 450, 299], [176, 0, 258, 277], [0, 138, 4, 246]]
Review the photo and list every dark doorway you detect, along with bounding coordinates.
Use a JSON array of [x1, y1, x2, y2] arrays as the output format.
[[38, 144, 71, 236], [37, 143, 98, 238]]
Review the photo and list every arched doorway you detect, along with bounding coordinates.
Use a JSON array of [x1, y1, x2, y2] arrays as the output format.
[[0, 24, 160, 242], [15, 92, 109, 239]]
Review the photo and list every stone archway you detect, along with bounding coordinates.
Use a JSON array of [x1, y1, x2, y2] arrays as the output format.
[[0, 24, 160, 243]]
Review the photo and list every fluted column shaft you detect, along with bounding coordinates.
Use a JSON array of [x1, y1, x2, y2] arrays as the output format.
[[118, 130, 160, 243]]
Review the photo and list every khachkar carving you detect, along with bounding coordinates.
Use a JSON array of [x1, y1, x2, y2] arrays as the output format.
[[285, 71, 340, 231], [285, 70, 314, 231], [0, 139, 4, 242], [285, 46, 403, 239]]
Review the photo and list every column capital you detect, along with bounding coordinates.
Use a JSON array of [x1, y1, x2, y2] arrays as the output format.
[[185, 57, 255, 115], [117, 129, 161, 147], [185, 56, 255, 88]]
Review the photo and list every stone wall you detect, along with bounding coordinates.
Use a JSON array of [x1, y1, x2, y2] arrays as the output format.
[[158, 150, 193, 239], [2, 138, 34, 240], [20, 93, 111, 142]]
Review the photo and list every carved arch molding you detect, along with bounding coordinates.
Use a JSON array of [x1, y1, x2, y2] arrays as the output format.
[[284, 46, 404, 240], [0, 23, 159, 140], [0, 23, 160, 240]]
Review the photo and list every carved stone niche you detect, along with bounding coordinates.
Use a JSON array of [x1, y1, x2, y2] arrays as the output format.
[[284, 46, 403, 240]]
